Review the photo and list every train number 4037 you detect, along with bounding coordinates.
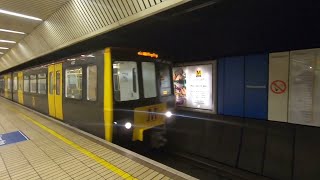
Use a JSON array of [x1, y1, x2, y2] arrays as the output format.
[[147, 108, 159, 122]]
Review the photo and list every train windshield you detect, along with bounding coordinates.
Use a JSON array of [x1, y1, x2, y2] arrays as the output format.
[[141, 62, 157, 98], [113, 61, 140, 101], [159, 64, 172, 96], [113, 61, 172, 101], [65, 67, 83, 99]]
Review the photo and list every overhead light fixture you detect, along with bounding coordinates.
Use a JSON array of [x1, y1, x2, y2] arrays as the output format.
[[0, 28, 25, 34], [0, 47, 8, 49], [0, 39, 16, 44], [0, 9, 42, 21]]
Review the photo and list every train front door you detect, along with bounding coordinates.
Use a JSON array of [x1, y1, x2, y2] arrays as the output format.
[[48, 63, 63, 120]]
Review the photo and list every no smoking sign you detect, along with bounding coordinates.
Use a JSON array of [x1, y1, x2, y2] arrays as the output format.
[[271, 80, 287, 94]]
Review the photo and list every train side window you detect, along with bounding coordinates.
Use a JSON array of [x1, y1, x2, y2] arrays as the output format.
[[0, 79, 3, 94], [38, 73, 46, 94], [4, 78, 7, 92], [113, 61, 139, 101], [56, 71, 60, 95], [142, 62, 157, 98], [159, 64, 172, 96], [13, 76, 18, 91], [87, 65, 97, 101], [65, 67, 82, 99], [18, 76, 23, 91], [24, 76, 29, 92], [30, 75, 37, 93], [7, 77, 11, 92], [49, 72, 54, 94]]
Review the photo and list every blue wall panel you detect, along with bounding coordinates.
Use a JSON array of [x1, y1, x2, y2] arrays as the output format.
[[218, 59, 225, 114], [244, 54, 268, 119], [223, 57, 245, 117]]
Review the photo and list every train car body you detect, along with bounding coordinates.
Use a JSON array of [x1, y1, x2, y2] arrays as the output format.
[[0, 76, 4, 97], [0, 48, 175, 147], [0, 73, 13, 100]]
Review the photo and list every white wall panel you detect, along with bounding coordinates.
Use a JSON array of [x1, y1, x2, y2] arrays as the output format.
[[288, 49, 320, 126], [268, 52, 289, 122], [313, 49, 320, 126]]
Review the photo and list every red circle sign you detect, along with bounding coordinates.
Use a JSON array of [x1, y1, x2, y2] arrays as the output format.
[[271, 80, 287, 94]]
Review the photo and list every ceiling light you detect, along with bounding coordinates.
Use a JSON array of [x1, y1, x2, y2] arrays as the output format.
[[0, 39, 16, 43], [0, 9, 42, 21], [0, 28, 25, 34], [0, 52, 3, 54], [0, 47, 8, 49]]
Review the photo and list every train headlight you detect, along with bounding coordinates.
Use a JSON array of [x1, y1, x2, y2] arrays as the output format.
[[165, 111, 172, 118], [125, 122, 132, 129]]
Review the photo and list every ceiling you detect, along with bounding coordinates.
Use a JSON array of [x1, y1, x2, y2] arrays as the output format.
[[0, 0, 70, 54], [2, 0, 320, 72], [0, 0, 189, 71]]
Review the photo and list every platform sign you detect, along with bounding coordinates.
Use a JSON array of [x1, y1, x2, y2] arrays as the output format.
[[268, 52, 289, 122], [270, 80, 287, 94], [0, 131, 29, 146]]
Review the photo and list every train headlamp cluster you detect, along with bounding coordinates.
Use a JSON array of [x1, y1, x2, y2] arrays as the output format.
[[125, 122, 132, 129], [165, 111, 172, 118]]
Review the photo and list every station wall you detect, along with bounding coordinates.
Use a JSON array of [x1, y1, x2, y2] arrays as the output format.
[[269, 48, 320, 127], [268, 52, 289, 122], [174, 48, 320, 128], [218, 56, 245, 117], [217, 54, 268, 119], [170, 48, 320, 180]]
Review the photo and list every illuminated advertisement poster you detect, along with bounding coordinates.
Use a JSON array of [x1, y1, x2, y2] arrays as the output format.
[[173, 63, 216, 111]]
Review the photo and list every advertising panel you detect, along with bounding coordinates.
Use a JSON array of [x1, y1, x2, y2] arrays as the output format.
[[173, 62, 216, 112]]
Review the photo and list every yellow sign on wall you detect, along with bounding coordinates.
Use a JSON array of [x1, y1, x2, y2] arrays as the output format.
[[196, 69, 202, 77]]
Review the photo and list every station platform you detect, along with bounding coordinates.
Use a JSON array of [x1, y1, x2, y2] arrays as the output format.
[[0, 98, 196, 180]]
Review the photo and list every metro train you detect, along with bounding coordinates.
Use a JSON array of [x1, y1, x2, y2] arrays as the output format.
[[0, 48, 175, 147]]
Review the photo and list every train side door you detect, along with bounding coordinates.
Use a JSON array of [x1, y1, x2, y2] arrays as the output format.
[[18, 72, 24, 104], [48, 63, 63, 120], [4, 75, 8, 98]]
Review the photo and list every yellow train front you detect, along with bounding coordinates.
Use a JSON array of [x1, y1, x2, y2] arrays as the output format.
[[0, 47, 175, 148], [108, 48, 175, 147]]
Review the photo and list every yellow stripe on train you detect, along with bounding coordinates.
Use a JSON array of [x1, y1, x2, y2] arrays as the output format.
[[133, 103, 167, 141]]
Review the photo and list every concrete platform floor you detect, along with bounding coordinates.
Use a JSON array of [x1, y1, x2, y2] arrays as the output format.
[[0, 98, 196, 180]]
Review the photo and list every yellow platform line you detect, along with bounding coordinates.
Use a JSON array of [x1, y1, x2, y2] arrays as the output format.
[[4, 104, 138, 180]]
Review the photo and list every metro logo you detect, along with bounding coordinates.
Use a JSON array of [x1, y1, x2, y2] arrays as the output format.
[[196, 70, 202, 77]]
